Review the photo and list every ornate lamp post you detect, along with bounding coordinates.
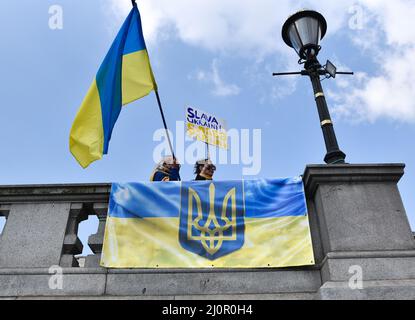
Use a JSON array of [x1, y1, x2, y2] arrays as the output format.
[[275, 10, 351, 164]]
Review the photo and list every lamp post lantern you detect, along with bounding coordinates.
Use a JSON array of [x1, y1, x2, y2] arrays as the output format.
[[276, 10, 349, 164]]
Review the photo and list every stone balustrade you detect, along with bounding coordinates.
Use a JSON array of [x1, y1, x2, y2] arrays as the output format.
[[0, 183, 110, 270], [0, 164, 414, 299]]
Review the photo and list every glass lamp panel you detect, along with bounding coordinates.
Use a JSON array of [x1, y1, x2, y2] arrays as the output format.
[[294, 17, 320, 47], [287, 23, 303, 54], [317, 26, 322, 45]]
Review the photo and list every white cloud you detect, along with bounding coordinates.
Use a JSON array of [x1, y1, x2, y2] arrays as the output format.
[[192, 59, 241, 97], [103, 0, 318, 56], [330, 50, 415, 123], [103, 0, 415, 123], [101, 0, 164, 43], [330, 0, 415, 123]]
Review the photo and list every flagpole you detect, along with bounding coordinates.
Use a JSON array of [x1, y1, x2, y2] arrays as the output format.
[[205, 142, 210, 160], [155, 90, 176, 161], [130, 0, 178, 166]]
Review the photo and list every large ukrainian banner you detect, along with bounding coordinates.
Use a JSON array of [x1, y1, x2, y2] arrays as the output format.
[[101, 178, 315, 268]]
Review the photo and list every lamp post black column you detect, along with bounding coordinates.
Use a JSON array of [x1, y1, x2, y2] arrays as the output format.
[[280, 10, 348, 165], [306, 59, 346, 164]]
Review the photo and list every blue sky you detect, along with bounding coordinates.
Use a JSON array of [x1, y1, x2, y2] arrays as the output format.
[[0, 0, 414, 253]]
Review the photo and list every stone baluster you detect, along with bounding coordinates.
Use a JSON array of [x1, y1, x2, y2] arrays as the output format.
[[60, 203, 89, 267], [0, 204, 10, 238], [85, 203, 108, 267]]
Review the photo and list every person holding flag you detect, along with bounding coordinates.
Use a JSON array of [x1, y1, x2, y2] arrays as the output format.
[[150, 156, 181, 182], [69, 0, 177, 171]]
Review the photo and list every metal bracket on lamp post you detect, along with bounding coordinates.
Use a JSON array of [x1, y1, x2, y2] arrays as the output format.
[[272, 70, 354, 77], [273, 60, 353, 164]]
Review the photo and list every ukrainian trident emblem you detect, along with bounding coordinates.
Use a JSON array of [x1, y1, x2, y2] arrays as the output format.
[[179, 181, 245, 260]]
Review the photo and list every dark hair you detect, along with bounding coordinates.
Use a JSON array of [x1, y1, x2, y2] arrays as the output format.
[[194, 159, 209, 175]]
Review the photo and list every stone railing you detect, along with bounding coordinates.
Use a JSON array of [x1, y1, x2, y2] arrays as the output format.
[[0, 183, 110, 269], [0, 164, 414, 299]]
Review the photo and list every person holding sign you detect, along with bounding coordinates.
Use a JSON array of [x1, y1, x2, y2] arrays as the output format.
[[150, 156, 181, 182], [194, 159, 216, 181]]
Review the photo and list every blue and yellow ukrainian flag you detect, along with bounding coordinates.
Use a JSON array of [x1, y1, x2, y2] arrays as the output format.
[[101, 178, 315, 268], [70, 6, 157, 168]]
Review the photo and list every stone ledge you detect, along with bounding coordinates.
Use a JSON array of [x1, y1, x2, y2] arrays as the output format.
[[321, 256, 415, 282], [106, 266, 320, 274], [303, 163, 405, 197], [0, 269, 321, 298], [0, 273, 106, 297], [7, 293, 317, 300], [105, 270, 321, 296], [173, 293, 317, 300], [0, 183, 111, 203], [0, 266, 319, 275], [0, 268, 107, 275], [324, 250, 415, 260], [318, 279, 415, 300]]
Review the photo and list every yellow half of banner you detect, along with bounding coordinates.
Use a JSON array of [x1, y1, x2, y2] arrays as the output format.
[[101, 215, 314, 268]]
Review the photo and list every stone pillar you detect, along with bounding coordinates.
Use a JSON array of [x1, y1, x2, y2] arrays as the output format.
[[0, 203, 72, 268], [304, 164, 415, 299], [85, 203, 108, 268], [0, 204, 10, 217], [60, 203, 89, 267]]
